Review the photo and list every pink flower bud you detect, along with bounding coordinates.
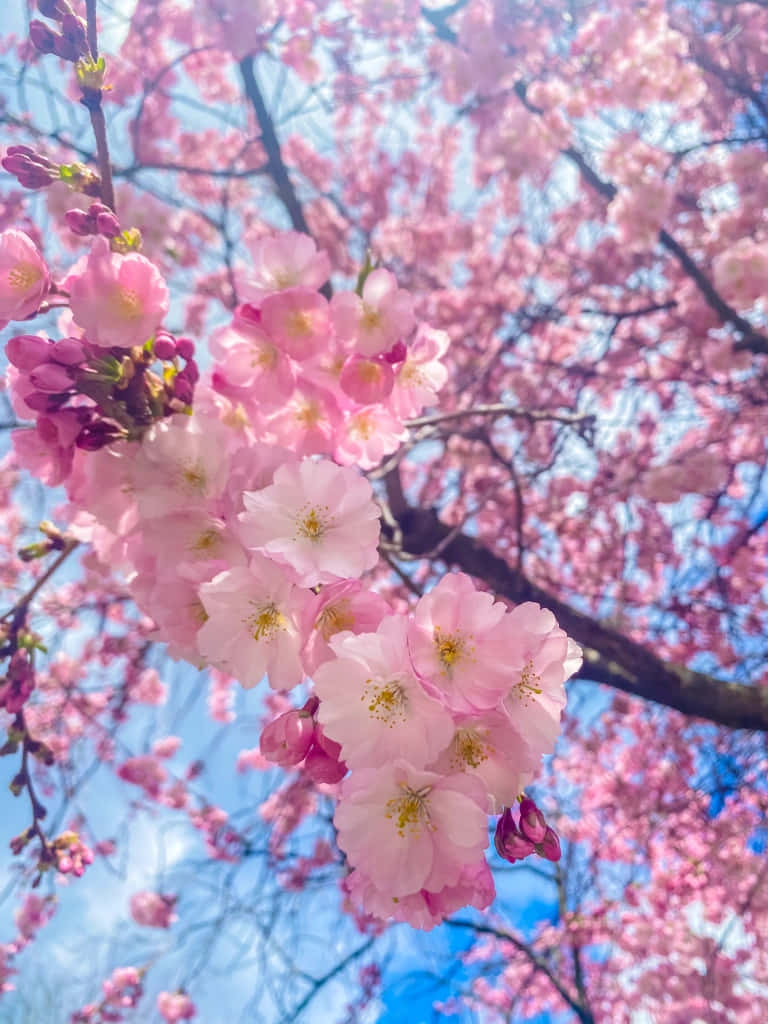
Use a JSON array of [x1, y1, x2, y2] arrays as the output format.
[[176, 337, 195, 359], [29, 19, 58, 53], [518, 797, 548, 844], [95, 211, 121, 238], [260, 709, 315, 767], [65, 208, 94, 236], [51, 337, 86, 365], [303, 738, 346, 784], [538, 826, 562, 862], [383, 339, 407, 363], [5, 334, 51, 371], [29, 362, 73, 393], [494, 807, 535, 863], [153, 333, 177, 360]]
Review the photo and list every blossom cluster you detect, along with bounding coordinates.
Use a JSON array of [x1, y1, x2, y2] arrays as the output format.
[[3, 226, 581, 927]]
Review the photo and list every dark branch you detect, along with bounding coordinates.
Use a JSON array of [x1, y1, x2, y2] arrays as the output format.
[[384, 483, 768, 731], [239, 56, 311, 236]]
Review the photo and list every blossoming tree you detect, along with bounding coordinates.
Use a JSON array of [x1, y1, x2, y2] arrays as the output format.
[[1, 0, 767, 1020]]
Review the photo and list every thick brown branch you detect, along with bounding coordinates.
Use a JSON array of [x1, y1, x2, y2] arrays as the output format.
[[385, 495, 768, 731]]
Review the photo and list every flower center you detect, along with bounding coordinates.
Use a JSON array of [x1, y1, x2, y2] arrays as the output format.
[[385, 784, 434, 837], [511, 660, 543, 706], [272, 270, 297, 289], [350, 412, 373, 440], [247, 602, 285, 641], [361, 305, 381, 331], [192, 527, 221, 553], [287, 309, 314, 336], [399, 361, 424, 387], [451, 728, 491, 770], [296, 503, 332, 541], [295, 400, 321, 428], [362, 678, 407, 725], [8, 262, 42, 292], [251, 341, 277, 369], [113, 286, 142, 322], [315, 599, 355, 641], [178, 460, 207, 494], [434, 627, 471, 675]]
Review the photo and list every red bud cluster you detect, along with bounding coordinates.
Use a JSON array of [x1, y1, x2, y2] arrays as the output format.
[[494, 798, 562, 864]]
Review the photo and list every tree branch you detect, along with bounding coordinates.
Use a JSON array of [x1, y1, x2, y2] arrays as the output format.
[[446, 919, 595, 1024], [238, 56, 311, 236], [385, 490, 768, 731]]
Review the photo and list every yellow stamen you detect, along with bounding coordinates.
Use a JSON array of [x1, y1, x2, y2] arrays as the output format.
[[362, 678, 407, 726], [179, 461, 207, 494], [384, 784, 434, 837], [434, 627, 471, 675], [112, 286, 142, 322], [361, 306, 381, 331], [296, 504, 332, 542], [451, 728, 491, 770], [315, 600, 355, 641], [8, 263, 42, 292], [512, 660, 543, 706], [287, 309, 314, 336], [192, 528, 220, 553], [295, 401, 321, 427], [247, 602, 285, 641]]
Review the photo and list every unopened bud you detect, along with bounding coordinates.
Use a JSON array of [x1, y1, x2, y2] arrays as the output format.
[[518, 797, 548, 844], [59, 13, 88, 60], [29, 19, 58, 54], [51, 337, 86, 366], [494, 807, 535, 863], [5, 334, 52, 371], [95, 209, 120, 237], [64, 208, 93, 236], [29, 362, 74, 394], [537, 826, 562, 862], [38, 0, 73, 19]]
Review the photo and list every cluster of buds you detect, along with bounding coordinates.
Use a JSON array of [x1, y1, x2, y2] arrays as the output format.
[[2, 145, 101, 196], [0, 652, 35, 715], [65, 202, 120, 239], [1, 146, 59, 190], [260, 696, 347, 784], [494, 798, 562, 864], [30, 0, 89, 64], [7, 330, 199, 454], [52, 830, 94, 876]]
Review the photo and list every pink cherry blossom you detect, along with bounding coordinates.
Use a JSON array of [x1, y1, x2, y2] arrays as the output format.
[[132, 412, 232, 518], [238, 458, 380, 587], [65, 237, 169, 348], [260, 287, 331, 361], [260, 704, 316, 766], [157, 991, 196, 1022], [238, 230, 330, 302], [389, 324, 450, 418], [408, 572, 514, 712], [0, 229, 49, 323], [330, 269, 415, 357], [428, 706, 538, 810], [301, 579, 390, 673], [129, 891, 177, 928], [197, 558, 306, 690], [335, 759, 489, 898], [314, 615, 454, 769]]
